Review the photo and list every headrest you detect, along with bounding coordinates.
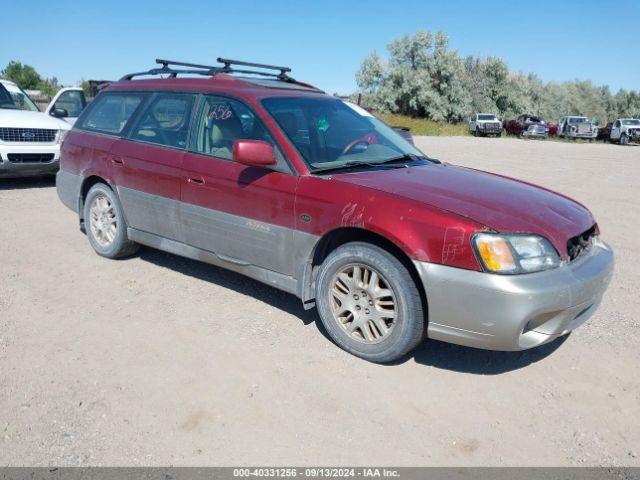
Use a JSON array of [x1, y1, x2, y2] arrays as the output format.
[[209, 109, 242, 146], [274, 112, 298, 137]]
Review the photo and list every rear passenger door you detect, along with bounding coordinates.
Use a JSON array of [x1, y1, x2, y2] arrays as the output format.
[[110, 92, 197, 242], [180, 95, 299, 275]]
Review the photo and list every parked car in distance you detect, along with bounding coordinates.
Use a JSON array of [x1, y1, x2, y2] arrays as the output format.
[[56, 58, 614, 363], [504, 114, 555, 138], [557, 116, 598, 139], [609, 118, 640, 145], [468, 113, 503, 137], [0, 80, 86, 178]]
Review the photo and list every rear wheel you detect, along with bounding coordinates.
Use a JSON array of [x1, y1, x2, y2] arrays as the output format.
[[315, 242, 424, 363], [84, 183, 139, 259]]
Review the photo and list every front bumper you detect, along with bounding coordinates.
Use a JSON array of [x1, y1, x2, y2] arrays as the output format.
[[522, 128, 548, 138], [0, 143, 60, 178], [567, 131, 597, 138], [413, 239, 614, 351]]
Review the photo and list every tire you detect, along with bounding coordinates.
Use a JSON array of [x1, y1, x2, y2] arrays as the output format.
[[620, 134, 629, 146], [83, 183, 139, 259], [315, 242, 424, 363]]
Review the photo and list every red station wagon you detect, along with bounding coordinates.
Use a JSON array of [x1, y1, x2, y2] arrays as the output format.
[[56, 58, 614, 362]]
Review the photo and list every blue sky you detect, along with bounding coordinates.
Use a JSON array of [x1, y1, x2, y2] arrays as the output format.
[[3, 0, 638, 94]]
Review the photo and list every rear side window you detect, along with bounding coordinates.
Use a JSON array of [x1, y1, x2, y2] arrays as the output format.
[[129, 93, 196, 149], [79, 93, 143, 134]]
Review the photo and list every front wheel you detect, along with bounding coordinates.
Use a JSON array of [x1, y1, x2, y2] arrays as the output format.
[[620, 133, 630, 145], [84, 183, 139, 259], [315, 242, 425, 363]]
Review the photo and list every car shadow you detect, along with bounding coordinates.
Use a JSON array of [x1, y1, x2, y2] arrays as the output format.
[[0, 176, 55, 190], [138, 247, 568, 375], [138, 247, 319, 327], [398, 334, 568, 374]]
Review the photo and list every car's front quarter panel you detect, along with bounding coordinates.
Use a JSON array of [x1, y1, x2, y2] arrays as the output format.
[[295, 175, 486, 271]]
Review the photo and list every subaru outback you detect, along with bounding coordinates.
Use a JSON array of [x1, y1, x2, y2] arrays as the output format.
[[56, 58, 614, 362]]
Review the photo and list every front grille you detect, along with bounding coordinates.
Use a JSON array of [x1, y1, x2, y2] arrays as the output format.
[[7, 153, 55, 163], [567, 225, 597, 261], [0, 128, 57, 143]]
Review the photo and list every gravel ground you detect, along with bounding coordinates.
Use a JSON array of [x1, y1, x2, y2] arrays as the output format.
[[0, 136, 638, 466]]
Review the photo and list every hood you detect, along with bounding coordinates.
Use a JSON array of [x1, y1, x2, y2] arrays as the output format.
[[332, 163, 594, 259], [0, 109, 71, 130]]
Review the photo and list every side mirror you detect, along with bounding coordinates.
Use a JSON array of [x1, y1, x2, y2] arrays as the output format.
[[50, 107, 69, 118], [232, 139, 277, 167]]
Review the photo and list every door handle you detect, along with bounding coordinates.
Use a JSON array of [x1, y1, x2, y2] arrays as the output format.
[[187, 176, 205, 185], [110, 156, 124, 166]]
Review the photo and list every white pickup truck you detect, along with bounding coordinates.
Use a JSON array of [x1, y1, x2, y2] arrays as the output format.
[[0, 79, 86, 178], [610, 118, 640, 145], [557, 115, 598, 139]]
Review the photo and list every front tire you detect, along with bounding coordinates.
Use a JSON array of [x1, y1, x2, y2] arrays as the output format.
[[620, 133, 629, 145], [84, 183, 139, 259], [315, 242, 424, 363]]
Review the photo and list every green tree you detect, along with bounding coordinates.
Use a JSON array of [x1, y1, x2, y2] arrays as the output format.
[[1, 61, 42, 89], [356, 30, 470, 122]]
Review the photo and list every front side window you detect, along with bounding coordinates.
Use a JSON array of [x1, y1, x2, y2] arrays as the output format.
[[262, 97, 425, 171], [129, 93, 196, 149], [0, 82, 39, 111], [193, 95, 281, 162], [79, 93, 144, 134], [52, 90, 86, 117]]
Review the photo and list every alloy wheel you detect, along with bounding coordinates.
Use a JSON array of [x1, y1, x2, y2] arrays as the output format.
[[329, 264, 396, 344], [89, 194, 117, 247]]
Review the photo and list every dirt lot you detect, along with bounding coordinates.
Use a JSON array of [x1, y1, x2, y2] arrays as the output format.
[[0, 137, 638, 466]]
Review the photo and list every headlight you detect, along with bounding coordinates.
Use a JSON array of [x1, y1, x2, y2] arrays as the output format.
[[472, 233, 561, 274], [57, 130, 69, 144]]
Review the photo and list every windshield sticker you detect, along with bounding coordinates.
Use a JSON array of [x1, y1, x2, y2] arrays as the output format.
[[317, 116, 329, 132]]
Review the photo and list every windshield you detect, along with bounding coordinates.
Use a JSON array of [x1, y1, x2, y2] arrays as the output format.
[[262, 97, 425, 171], [0, 82, 40, 111], [622, 119, 640, 126], [478, 114, 496, 121], [526, 116, 545, 123], [568, 117, 589, 124]]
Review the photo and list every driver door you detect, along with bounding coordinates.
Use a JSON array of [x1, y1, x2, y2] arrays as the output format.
[[611, 120, 621, 140], [46, 88, 87, 126]]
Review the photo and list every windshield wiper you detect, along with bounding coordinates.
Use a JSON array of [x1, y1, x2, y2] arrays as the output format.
[[312, 153, 434, 174]]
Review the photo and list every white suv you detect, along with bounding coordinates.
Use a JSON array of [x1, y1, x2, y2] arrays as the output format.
[[0, 79, 86, 178]]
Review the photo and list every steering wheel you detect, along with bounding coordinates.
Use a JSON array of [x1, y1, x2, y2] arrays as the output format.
[[341, 139, 370, 156]]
